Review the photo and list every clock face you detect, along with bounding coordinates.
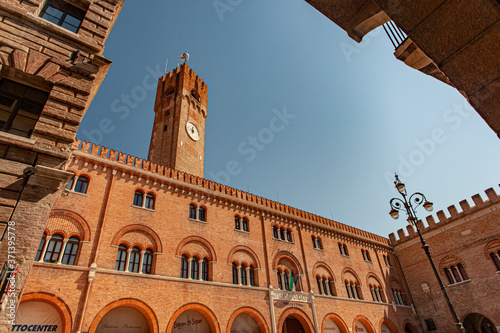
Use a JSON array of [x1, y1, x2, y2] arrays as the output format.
[[186, 121, 200, 141]]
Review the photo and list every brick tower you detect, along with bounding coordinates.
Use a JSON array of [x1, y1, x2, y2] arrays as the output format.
[[148, 63, 207, 177]]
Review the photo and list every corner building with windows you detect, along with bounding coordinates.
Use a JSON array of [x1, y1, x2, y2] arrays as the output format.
[[19, 64, 420, 333]]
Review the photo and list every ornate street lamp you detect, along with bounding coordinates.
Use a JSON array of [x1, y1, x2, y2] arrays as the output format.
[[389, 174, 465, 333]]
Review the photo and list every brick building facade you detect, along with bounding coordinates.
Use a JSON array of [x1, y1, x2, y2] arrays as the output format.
[[389, 189, 500, 333], [0, 0, 123, 330], [14, 64, 421, 333]]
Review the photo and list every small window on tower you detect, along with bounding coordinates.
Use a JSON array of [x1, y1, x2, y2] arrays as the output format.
[[191, 89, 200, 102], [164, 87, 174, 98], [164, 110, 170, 118], [163, 125, 167, 132]]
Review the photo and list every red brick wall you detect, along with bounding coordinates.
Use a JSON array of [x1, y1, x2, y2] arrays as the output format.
[[22, 151, 421, 333]]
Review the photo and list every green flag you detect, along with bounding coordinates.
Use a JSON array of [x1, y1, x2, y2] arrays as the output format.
[[289, 271, 294, 291]]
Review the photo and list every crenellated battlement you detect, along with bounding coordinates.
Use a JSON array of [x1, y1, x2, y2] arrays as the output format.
[[73, 139, 390, 247], [389, 187, 500, 246], [160, 63, 207, 90]]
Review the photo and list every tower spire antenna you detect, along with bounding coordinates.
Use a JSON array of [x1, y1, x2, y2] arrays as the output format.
[[164, 58, 168, 75]]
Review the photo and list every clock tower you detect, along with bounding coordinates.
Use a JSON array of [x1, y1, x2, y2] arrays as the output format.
[[148, 63, 207, 177]]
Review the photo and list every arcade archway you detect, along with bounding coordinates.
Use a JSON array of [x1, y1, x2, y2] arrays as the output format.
[[89, 299, 158, 333], [278, 309, 314, 333], [167, 303, 220, 333], [463, 313, 498, 333], [352, 316, 376, 333]]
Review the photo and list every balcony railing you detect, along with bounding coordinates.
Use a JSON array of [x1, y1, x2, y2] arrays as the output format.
[[383, 21, 408, 49]]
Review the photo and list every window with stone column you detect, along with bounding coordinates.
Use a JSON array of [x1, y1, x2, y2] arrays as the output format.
[[439, 255, 470, 285], [342, 269, 363, 300], [389, 279, 407, 305], [485, 240, 500, 272], [114, 244, 156, 274], [112, 227, 161, 274], [275, 257, 302, 292], [367, 275, 386, 303], [35, 232, 82, 266], [314, 264, 336, 296]]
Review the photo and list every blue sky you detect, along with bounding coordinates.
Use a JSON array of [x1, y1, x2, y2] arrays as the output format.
[[78, 0, 500, 238]]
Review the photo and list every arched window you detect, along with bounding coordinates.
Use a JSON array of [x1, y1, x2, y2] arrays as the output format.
[[61, 236, 79, 265], [202, 258, 209, 281], [74, 176, 89, 194], [128, 247, 141, 273], [145, 193, 155, 209], [242, 218, 248, 232], [142, 249, 153, 274], [115, 244, 128, 271], [277, 271, 283, 290], [240, 264, 247, 285], [232, 263, 239, 284], [249, 266, 256, 286], [317, 237, 323, 250], [43, 234, 63, 263], [180, 255, 189, 278], [339, 243, 349, 256], [280, 228, 285, 240], [234, 216, 240, 230], [312, 236, 317, 248], [65, 176, 74, 190], [198, 207, 206, 221], [490, 251, 500, 271], [272, 226, 279, 239], [392, 289, 405, 305], [191, 256, 199, 279], [35, 234, 47, 262], [189, 204, 197, 219], [286, 230, 292, 242], [370, 284, 384, 302], [384, 255, 391, 267], [133, 190, 144, 207], [362, 249, 371, 261], [444, 264, 468, 284]]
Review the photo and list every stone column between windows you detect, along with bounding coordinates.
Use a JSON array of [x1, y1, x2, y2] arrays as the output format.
[[376, 288, 382, 302], [138, 250, 145, 274], [318, 278, 324, 295], [237, 265, 242, 285], [325, 280, 331, 296], [345, 283, 352, 298], [187, 257, 193, 279], [245, 266, 251, 286], [352, 284, 359, 299], [57, 238, 69, 264], [280, 272, 286, 290], [453, 266, 462, 281], [198, 259, 203, 281], [124, 248, 132, 272], [38, 236, 52, 262]]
